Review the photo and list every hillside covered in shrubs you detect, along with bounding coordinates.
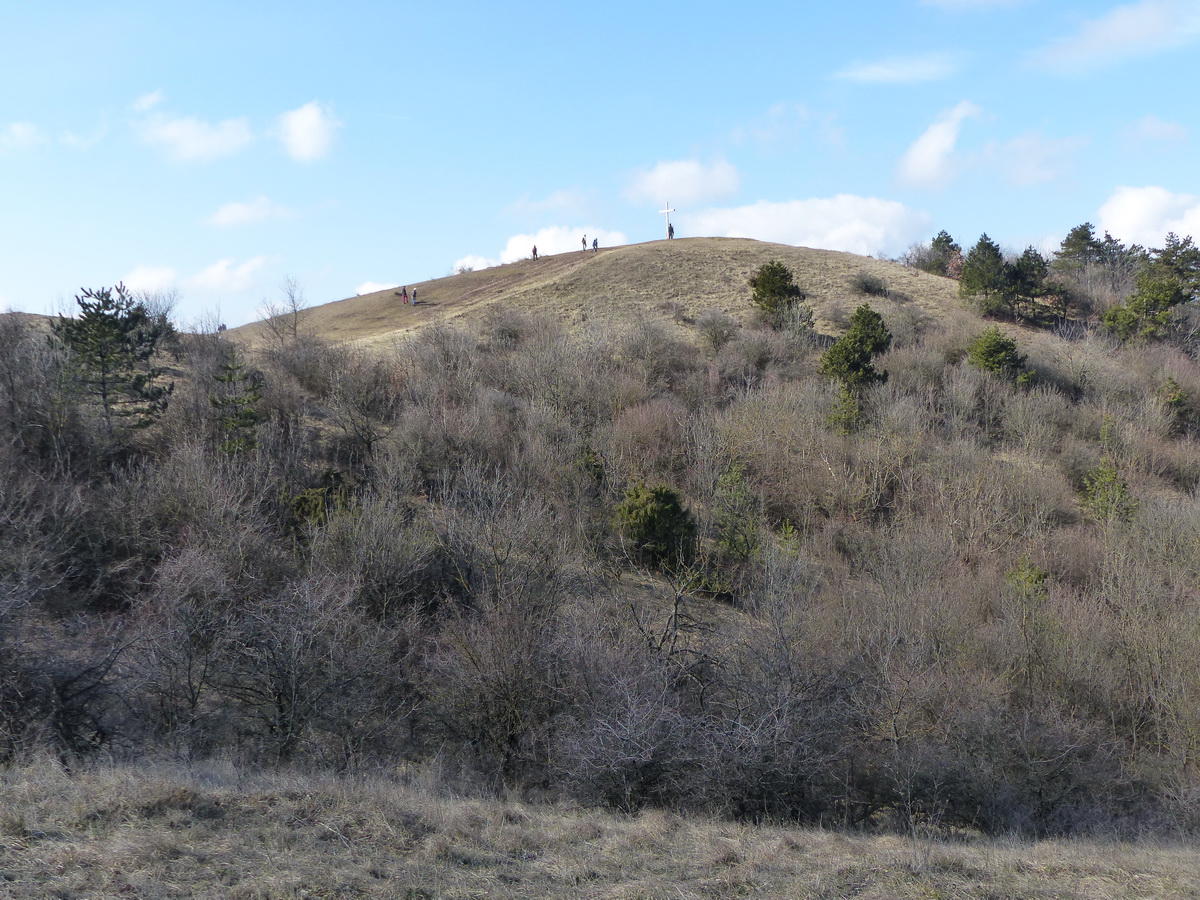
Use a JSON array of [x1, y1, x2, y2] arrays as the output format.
[[3, 233, 1200, 839]]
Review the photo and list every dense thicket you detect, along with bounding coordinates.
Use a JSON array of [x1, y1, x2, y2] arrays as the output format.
[[4, 261, 1200, 839]]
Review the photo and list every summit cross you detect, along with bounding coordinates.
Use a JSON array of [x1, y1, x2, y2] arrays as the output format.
[[659, 202, 675, 239]]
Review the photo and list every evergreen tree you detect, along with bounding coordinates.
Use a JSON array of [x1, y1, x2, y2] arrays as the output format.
[[616, 483, 697, 573], [210, 348, 266, 453], [1057, 223, 1101, 268], [1101, 270, 1188, 341], [931, 230, 961, 258], [967, 327, 1028, 381], [959, 234, 1007, 312], [1152, 232, 1200, 300], [999, 246, 1051, 320], [905, 230, 963, 278], [749, 260, 806, 322], [51, 284, 173, 433], [820, 305, 892, 390]]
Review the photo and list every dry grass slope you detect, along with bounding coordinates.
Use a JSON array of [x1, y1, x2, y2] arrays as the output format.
[[5, 759, 1200, 899], [231, 238, 970, 348]]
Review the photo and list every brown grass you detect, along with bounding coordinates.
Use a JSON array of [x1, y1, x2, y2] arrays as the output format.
[[229, 238, 971, 350], [4, 758, 1200, 899]]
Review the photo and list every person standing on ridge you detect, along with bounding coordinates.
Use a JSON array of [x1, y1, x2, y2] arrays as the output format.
[[411, 288, 417, 305], [532, 245, 538, 260], [668, 223, 675, 240], [402, 286, 409, 304], [592, 237, 598, 252], [582, 235, 587, 252]]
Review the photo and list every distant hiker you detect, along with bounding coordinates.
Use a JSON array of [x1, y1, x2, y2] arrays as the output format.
[[402, 286, 409, 304], [532, 245, 538, 260], [582, 235, 587, 251], [411, 288, 417, 305], [592, 238, 598, 252], [668, 223, 675, 240]]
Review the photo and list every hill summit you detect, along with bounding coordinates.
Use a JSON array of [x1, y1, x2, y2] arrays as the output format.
[[234, 237, 967, 346]]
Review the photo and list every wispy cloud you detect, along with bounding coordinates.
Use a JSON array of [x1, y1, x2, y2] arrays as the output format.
[[136, 110, 253, 162], [895, 101, 980, 189], [61, 125, 108, 151], [1098, 185, 1200, 246], [1, 122, 43, 151], [277, 101, 341, 162], [453, 225, 630, 273], [682, 195, 930, 257], [189, 256, 272, 293], [131, 91, 165, 113], [835, 53, 959, 83], [356, 281, 399, 295], [623, 159, 740, 206], [122, 265, 178, 294], [982, 133, 1088, 186], [1126, 114, 1188, 144], [207, 196, 291, 227], [1030, 0, 1200, 70]]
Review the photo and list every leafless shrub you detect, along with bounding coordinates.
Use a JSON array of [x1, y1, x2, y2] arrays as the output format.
[[423, 471, 574, 784], [602, 397, 688, 484], [695, 308, 739, 352], [217, 575, 408, 766], [325, 350, 404, 467], [616, 320, 697, 391]]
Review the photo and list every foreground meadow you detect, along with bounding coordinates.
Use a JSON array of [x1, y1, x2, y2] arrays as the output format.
[[3, 760, 1200, 899]]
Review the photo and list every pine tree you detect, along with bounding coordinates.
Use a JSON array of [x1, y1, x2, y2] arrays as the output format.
[[51, 284, 173, 433], [820, 305, 892, 390], [210, 348, 266, 453], [749, 260, 806, 323], [959, 234, 1007, 313], [1152, 232, 1200, 300], [1101, 270, 1188, 341], [967, 327, 1028, 381]]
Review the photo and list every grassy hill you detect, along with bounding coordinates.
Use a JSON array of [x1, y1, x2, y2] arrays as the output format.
[[232, 237, 971, 348], [6, 234, 1200, 898]]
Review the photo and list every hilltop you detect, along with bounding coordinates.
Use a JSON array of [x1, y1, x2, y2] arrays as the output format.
[[232, 237, 970, 347]]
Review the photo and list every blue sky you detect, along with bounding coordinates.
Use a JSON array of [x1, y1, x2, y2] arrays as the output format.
[[3, 0, 1199, 326]]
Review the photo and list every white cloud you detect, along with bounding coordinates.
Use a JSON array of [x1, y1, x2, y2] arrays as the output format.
[[682, 195, 930, 257], [122, 265, 178, 294], [207, 196, 290, 227], [895, 101, 980, 189], [836, 53, 959, 83], [1097, 186, 1200, 246], [623, 159, 740, 206], [61, 126, 107, 151], [982, 133, 1087, 186], [136, 111, 253, 161], [188, 256, 271, 293], [453, 225, 630, 273], [1030, 0, 1200, 70], [277, 101, 340, 162], [356, 281, 399, 295], [1, 122, 42, 150], [450, 255, 497, 273], [1127, 114, 1188, 144], [131, 90, 164, 113]]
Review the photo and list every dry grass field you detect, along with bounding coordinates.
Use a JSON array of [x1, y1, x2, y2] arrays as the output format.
[[4, 758, 1200, 899], [230, 238, 972, 349]]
